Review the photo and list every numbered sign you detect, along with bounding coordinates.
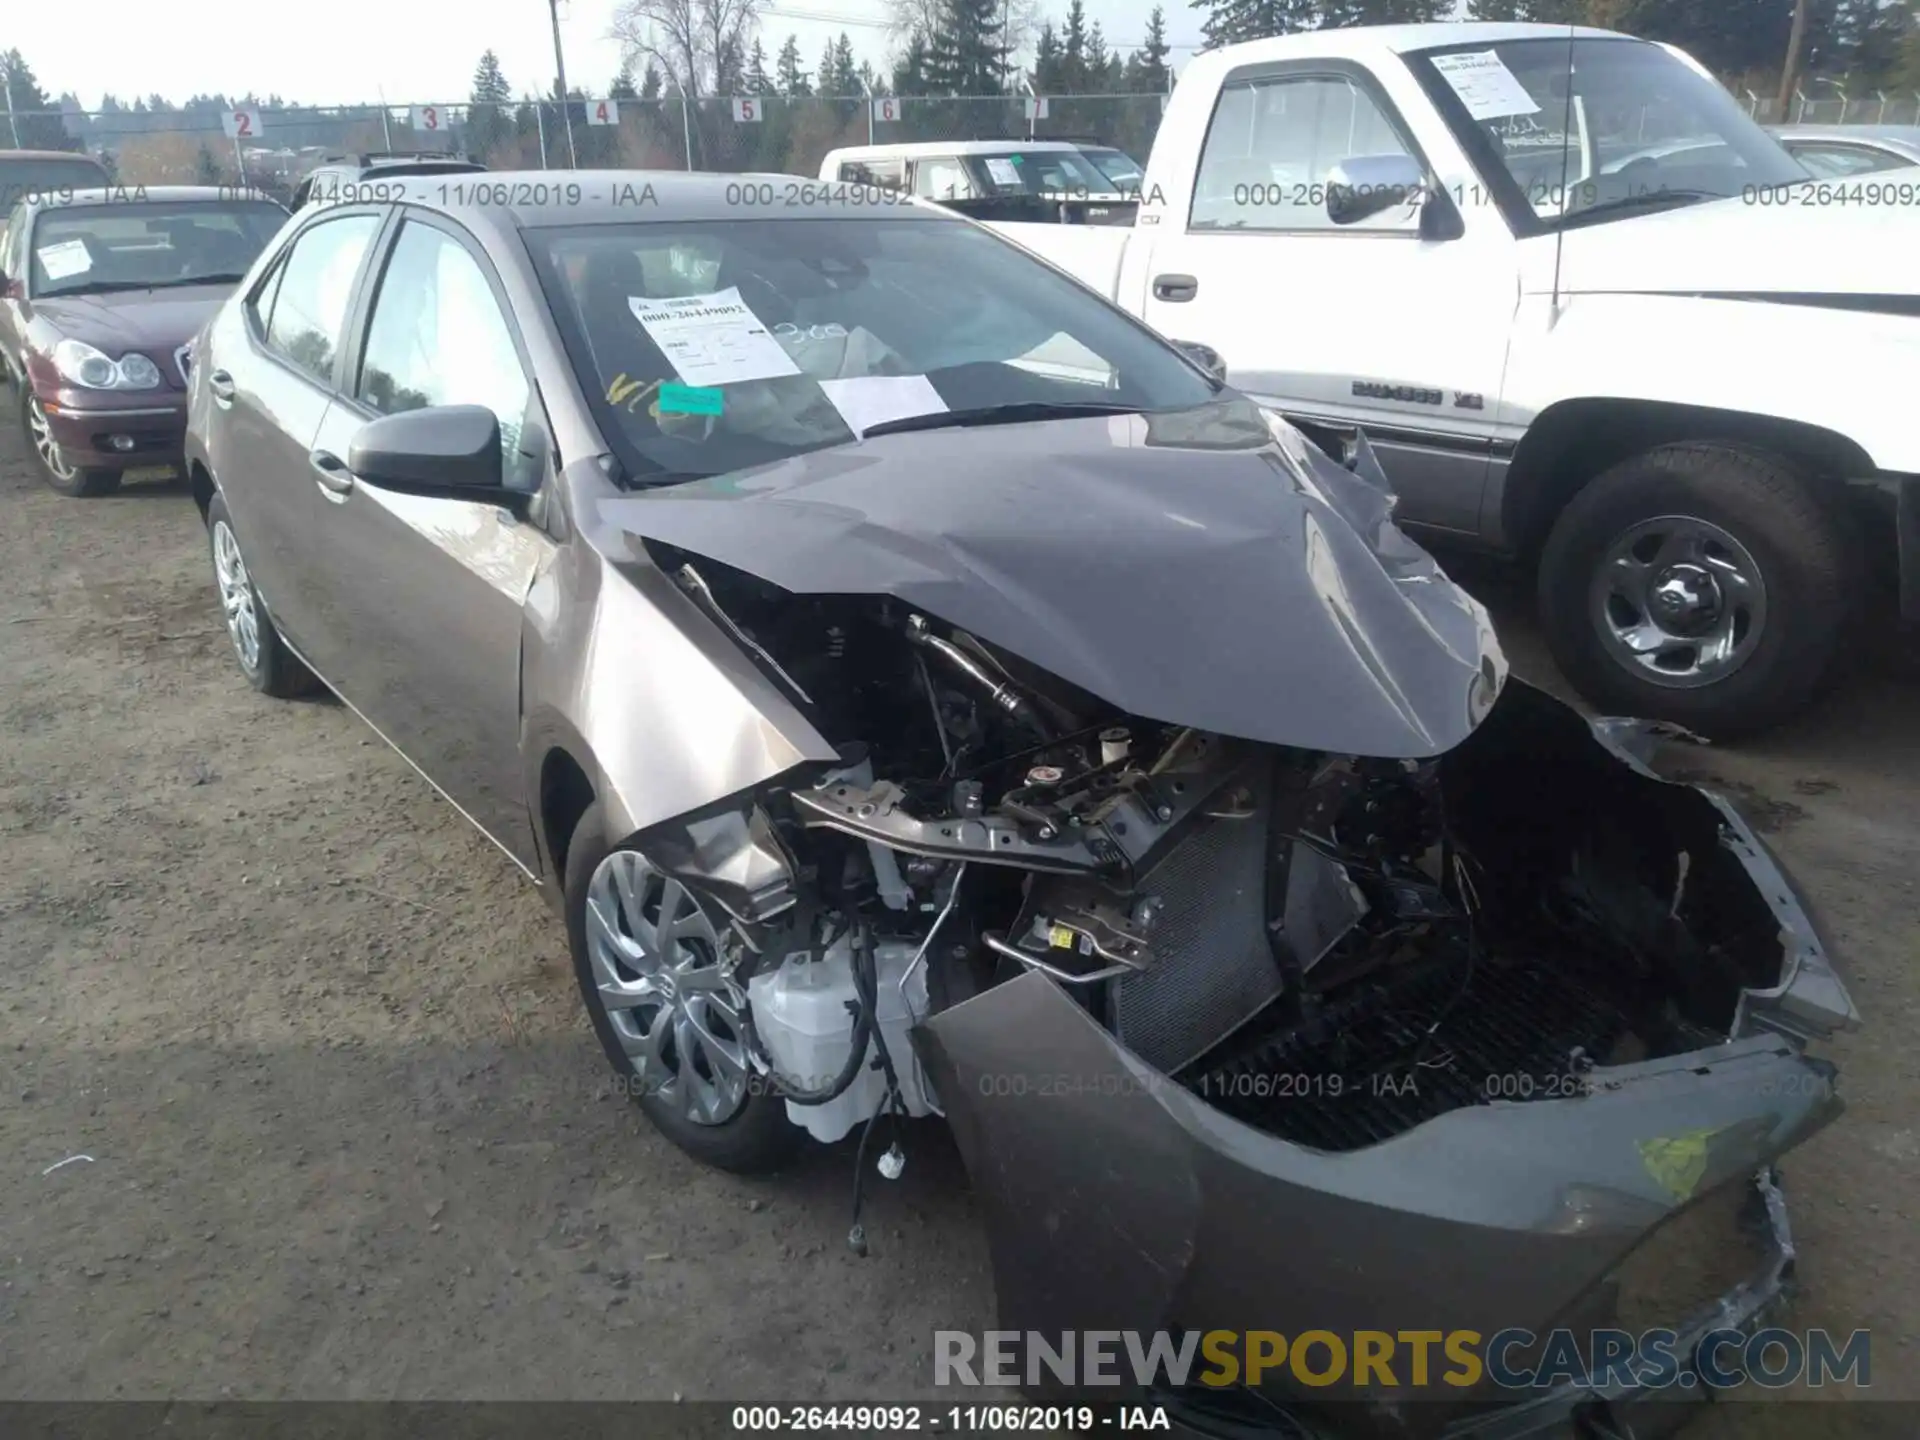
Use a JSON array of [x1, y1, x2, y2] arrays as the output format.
[[1024, 96, 1049, 121], [732, 97, 762, 123], [410, 104, 445, 133], [221, 107, 264, 140], [872, 96, 900, 124], [586, 98, 620, 126]]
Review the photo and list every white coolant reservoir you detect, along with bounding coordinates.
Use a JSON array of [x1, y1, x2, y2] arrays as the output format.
[[747, 934, 935, 1144]]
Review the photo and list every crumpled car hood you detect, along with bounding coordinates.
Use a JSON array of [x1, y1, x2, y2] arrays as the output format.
[[595, 397, 1507, 759]]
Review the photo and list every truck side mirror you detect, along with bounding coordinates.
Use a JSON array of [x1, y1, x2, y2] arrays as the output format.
[[1173, 340, 1227, 382], [1326, 154, 1427, 227]]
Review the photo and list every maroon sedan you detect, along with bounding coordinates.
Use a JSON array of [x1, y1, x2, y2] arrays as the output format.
[[1, 185, 286, 495]]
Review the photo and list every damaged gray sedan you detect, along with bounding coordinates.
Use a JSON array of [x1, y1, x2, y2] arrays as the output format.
[[183, 174, 1858, 1438]]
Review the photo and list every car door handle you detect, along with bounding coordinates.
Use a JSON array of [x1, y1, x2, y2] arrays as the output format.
[[208, 369, 236, 405], [1153, 273, 1198, 303], [309, 449, 355, 499]]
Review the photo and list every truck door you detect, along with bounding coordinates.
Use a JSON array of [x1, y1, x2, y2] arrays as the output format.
[[1136, 60, 1518, 539]]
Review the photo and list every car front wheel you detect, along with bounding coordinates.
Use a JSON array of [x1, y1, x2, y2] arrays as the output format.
[[1538, 442, 1853, 737], [21, 390, 120, 497], [564, 802, 801, 1175]]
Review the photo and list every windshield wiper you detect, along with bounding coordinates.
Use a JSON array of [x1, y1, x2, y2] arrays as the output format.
[[1563, 188, 1724, 225], [859, 400, 1143, 439], [48, 273, 249, 297]]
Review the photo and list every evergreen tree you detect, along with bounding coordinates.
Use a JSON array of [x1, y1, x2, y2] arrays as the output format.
[[1062, 0, 1090, 87], [1033, 23, 1066, 92], [926, 0, 1009, 94], [609, 65, 639, 100], [776, 36, 812, 96], [1, 52, 73, 150], [468, 50, 514, 161], [895, 30, 934, 94], [1190, 0, 1317, 50], [641, 61, 665, 101], [745, 39, 776, 95], [1129, 6, 1172, 92]]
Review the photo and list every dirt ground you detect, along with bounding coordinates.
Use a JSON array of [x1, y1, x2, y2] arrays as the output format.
[[0, 412, 1914, 1435]]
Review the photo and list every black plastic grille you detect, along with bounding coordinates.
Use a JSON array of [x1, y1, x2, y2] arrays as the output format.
[[1191, 951, 1635, 1152]]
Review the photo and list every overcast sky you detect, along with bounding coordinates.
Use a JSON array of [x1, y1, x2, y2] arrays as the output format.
[[10, 0, 1215, 111]]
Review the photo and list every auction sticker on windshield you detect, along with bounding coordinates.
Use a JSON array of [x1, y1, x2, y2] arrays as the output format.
[[1429, 51, 1541, 121], [985, 157, 1024, 188], [628, 287, 802, 388], [36, 239, 92, 280], [819, 374, 948, 436]]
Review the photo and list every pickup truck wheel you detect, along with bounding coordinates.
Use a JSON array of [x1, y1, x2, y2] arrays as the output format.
[[564, 803, 802, 1176], [1538, 443, 1852, 737]]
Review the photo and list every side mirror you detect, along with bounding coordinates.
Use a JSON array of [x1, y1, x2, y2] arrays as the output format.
[[348, 404, 507, 498], [1326, 153, 1427, 227], [1173, 340, 1227, 382]]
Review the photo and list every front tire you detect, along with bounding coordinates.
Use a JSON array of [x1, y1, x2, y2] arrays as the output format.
[[564, 802, 801, 1175], [21, 390, 119, 497], [1538, 443, 1853, 737], [205, 492, 319, 698]]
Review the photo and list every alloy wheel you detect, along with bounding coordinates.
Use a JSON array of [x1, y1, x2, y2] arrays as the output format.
[[1590, 515, 1769, 689], [211, 520, 262, 671], [584, 851, 752, 1126], [26, 396, 78, 484]]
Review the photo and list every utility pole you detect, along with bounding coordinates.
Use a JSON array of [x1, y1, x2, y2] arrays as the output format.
[[1776, 0, 1812, 124], [549, 0, 580, 167], [3, 56, 20, 147]]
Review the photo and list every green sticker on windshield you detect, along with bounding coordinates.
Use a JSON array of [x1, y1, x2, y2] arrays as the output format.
[[659, 383, 725, 416]]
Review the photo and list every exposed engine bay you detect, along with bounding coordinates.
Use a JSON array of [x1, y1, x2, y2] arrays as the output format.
[[633, 546, 1812, 1157]]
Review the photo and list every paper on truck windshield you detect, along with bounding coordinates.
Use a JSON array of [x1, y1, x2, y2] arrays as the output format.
[[628, 287, 802, 387], [36, 239, 92, 279], [1429, 51, 1541, 121], [985, 157, 1023, 188]]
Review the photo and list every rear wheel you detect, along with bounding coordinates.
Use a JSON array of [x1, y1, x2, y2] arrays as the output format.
[[564, 802, 801, 1175], [21, 390, 119, 497], [1538, 443, 1853, 737]]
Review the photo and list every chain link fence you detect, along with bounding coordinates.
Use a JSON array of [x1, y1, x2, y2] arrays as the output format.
[[11, 82, 1914, 194], [8, 95, 1172, 194]]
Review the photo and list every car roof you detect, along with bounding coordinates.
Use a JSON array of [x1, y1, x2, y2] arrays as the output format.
[[25, 184, 286, 213], [300, 169, 953, 233], [0, 148, 109, 164]]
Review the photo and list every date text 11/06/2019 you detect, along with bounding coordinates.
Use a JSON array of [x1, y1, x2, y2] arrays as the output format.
[[969, 1068, 1593, 1102], [730, 1405, 1169, 1431]]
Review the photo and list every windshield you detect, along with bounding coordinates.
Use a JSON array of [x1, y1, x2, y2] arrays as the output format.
[[530, 215, 1217, 485], [29, 201, 286, 296], [972, 148, 1123, 197], [1407, 37, 1807, 229], [1078, 147, 1145, 191]]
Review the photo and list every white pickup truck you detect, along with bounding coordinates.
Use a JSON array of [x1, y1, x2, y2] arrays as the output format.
[[989, 21, 1919, 736]]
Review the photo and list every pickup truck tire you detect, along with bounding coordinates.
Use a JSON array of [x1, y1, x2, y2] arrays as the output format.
[[1538, 443, 1851, 737]]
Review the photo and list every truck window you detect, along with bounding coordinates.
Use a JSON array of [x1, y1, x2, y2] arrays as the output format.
[[913, 157, 976, 202], [1191, 74, 1419, 233], [839, 159, 905, 191]]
